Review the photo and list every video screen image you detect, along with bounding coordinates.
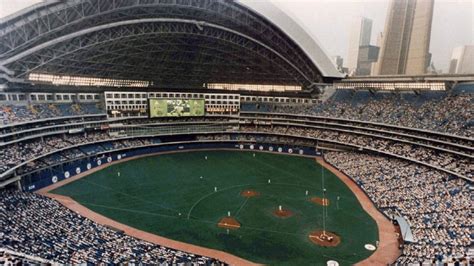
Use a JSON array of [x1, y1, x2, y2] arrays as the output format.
[[149, 99, 205, 117]]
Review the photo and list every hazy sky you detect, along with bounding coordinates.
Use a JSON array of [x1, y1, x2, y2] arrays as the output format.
[[1, 0, 472, 72]]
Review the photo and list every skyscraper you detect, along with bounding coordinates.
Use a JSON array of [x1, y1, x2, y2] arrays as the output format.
[[357, 45, 380, 76], [332, 56, 344, 72], [372, 0, 434, 75], [449, 45, 474, 74], [347, 17, 373, 75], [371, 32, 384, 75]]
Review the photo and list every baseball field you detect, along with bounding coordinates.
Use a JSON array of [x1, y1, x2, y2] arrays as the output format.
[[51, 151, 379, 265]]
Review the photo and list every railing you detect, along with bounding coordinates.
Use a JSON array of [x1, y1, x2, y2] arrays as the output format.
[[244, 121, 473, 158], [241, 114, 473, 152], [0, 113, 106, 130], [3, 131, 471, 184], [241, 111, 473, 142], [1, 113, 471, 183]]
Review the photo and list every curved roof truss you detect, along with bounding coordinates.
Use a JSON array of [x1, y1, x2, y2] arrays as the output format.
[[0, 0, 341, 88]]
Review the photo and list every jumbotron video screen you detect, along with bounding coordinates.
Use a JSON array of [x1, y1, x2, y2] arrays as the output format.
[[149, 99, 205, 117]]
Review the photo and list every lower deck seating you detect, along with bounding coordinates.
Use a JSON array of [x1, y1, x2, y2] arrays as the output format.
[[324, 151, 472, 264], [0, 190, 222, 264]]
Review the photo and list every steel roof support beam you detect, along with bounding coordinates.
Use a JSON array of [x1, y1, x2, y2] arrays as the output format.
[[2, 19, 310, 85], [0, 0, 325, 85]]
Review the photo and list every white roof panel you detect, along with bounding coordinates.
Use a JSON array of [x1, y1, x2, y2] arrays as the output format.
[[238, 0, 343, 78]]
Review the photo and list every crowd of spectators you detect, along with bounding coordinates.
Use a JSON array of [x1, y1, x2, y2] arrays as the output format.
[[1, 123, 470, 178], [0, 249, 51, 265], [0, 116, 107, 136], [244, 89, 473, 137], [242, 113, 473, 151], [324, 151, 472, 264], [0, 103, 103, 125], [0, 104, 471, 264], [0, 132, 161, 175], [0, 102, 233, 128], [239, 125, 472, 178], [0, 190, 222, 264], [0, 133, 105, 174], [4, 133, 469, 264]]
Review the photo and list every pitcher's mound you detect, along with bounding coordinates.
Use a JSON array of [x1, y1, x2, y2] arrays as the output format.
[[310, 197, 330, 206], [273, 208, 294, 218], [241, 190, 260, 198], [217, 217, 241, 230], [309, 230, 341, 247]]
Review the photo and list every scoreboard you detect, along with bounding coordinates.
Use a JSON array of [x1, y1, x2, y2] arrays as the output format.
[[149, 99, 205, 117]]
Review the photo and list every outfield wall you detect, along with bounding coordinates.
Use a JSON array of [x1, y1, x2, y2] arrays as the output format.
[[22, 141, 321, 192]]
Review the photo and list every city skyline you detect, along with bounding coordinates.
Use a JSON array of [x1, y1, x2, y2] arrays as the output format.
[[373, 0, 435, 75], [0, 0, 472, 73], [449, 45, 474, 74], [347, 17, 373, 75], [272, 0, 472, 73]]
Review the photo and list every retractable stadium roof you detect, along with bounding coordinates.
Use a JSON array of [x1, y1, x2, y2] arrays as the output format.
[[0, 0, 343, 88]]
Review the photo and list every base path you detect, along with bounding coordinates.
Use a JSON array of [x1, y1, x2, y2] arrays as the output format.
[[42, 193, 258, 266], [316, 158, 401, 265], [37, 151, 261, 266], [34, 151, 398, 265]]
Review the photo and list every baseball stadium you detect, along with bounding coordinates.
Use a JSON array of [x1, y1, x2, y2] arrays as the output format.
[[0, 0, 472, 265]]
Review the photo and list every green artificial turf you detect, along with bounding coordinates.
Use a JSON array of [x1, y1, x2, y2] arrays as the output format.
[[52, 151, 378, 265]]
